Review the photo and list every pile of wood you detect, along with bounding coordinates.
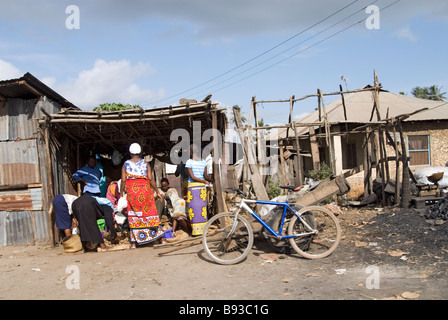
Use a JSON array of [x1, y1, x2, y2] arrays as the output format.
[[425, 196, 448, 221]]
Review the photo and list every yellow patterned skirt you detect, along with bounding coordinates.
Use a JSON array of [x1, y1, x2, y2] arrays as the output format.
[[186, 182, 208, 236]]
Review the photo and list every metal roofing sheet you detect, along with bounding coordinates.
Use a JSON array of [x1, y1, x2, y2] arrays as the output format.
[[268, 89, 448, 140]]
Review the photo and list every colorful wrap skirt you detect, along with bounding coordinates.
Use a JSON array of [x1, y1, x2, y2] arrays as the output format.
[[186, 182, 208, 236], [126, 178, 163, 245]]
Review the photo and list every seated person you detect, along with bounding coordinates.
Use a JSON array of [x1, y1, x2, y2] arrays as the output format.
[[160, 178, 191, 234], [106, 179, 121, 208]]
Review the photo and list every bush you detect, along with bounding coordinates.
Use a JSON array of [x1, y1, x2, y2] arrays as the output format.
[[267, 178, 282, 199], [306, 163, 332, 181]]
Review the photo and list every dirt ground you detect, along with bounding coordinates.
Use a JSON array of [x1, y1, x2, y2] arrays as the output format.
[[1, 205, 447, 302]]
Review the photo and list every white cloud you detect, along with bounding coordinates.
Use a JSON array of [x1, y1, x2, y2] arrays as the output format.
[[55, 59, 163, 110], [394, 27, 419, 42], [0, 59, 22, 80]]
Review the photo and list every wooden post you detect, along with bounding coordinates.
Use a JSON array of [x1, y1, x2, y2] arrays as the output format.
[[398, 118, 411, 208], [309, 126, 320, 171], [43, 123, 56, 246], [392, 124, 401, 205], [233, 106, 269, 201], [378, 126, 387, 206], [364, 127, 373, 197], [318, 89, 335, 175], [211, 108, 225, 214], [290, 96, 303, 186], [279, 140, 288, 189]]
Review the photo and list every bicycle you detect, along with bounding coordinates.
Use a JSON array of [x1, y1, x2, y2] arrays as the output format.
[[202, 187, 341, 264]]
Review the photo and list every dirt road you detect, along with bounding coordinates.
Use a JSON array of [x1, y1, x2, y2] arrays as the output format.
[[1, 207, 447, 302]]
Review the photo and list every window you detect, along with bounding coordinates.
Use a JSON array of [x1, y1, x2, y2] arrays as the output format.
[[408, 135, 430, 166]]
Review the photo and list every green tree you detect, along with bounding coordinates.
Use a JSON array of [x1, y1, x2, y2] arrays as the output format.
[[93, 103, 140, 111], [411, 85, 446, 101]]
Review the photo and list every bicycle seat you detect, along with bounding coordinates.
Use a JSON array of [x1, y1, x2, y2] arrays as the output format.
[[280, 186, 302, 192]]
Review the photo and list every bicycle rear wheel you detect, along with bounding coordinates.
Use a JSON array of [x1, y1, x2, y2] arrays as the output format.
[[288, 206, 341, 259], [202, 212, 254, 265]]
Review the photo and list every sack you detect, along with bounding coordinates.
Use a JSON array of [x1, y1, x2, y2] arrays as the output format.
[[62, 234, 83, 253]]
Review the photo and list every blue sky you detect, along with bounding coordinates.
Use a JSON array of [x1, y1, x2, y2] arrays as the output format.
[[1, 0, 447, 125]]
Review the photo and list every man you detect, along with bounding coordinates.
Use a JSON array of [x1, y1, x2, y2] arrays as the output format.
[[72, 155, 102, 196]]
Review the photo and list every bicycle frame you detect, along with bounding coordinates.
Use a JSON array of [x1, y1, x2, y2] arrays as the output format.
[[234, 198, 316, 239]]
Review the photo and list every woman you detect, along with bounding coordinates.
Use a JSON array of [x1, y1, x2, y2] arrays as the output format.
[[71, 194, 119, 252], [121, 143, 165, 248], [185, 144, 212, 236], [53, 194, 78, 237], [160, 178, 191, 234]]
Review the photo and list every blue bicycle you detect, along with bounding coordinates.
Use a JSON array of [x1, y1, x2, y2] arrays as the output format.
[[202, 187, 341, 264]]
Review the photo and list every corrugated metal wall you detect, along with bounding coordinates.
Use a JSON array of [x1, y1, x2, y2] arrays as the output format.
[[0, 210, 50, 246], [0, 140, 41, 186], [0, 97, 63, 246]]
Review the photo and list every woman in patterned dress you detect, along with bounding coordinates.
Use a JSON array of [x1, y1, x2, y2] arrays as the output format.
[[120, 143, 165, 248]]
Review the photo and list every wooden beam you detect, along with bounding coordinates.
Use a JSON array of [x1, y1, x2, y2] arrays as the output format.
[[309, 126, 320, 171], [233, 106, 269, 201], [212, 109, 225, 214]]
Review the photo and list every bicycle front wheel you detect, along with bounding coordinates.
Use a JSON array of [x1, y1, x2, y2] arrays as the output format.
[[202, 212, 254, 265], [288, 206, 341, 259]]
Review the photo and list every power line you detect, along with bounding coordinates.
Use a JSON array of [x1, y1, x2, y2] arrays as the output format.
[[188, 0, 382, 100], [193, 0, 401, 98], [142, 0, 361, 107]]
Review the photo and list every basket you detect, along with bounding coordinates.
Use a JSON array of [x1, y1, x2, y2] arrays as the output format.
[[62, 234, 83, 253]]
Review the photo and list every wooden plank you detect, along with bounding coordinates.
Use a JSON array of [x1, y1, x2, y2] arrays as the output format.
[[295, 175, 350, 207], [212, 109, 225, 214], [232, 106, 269, 201]]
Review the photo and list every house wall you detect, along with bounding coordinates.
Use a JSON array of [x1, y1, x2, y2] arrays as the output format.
[[345, 120, 448, 200], [402, 121, 448, 168]]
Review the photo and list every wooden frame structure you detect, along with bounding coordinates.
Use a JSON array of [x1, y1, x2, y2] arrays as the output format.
[[38, 100, 228, 244], [233, 71, 434, 208]]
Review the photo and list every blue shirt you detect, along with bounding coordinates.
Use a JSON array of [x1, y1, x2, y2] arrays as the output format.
[[72, 164, 102, 194]]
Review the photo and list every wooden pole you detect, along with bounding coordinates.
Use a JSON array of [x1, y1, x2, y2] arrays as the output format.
[[309, 126, 320, 171], [398, 118, 411, 208], [279, 140, 288, 189], [391, 124, 401, 205], [318, 89, 335, 175], [290, 96, 303, 185], [43, 122, 56, 246], [233, 106, 269, 201], [211, 108, 225, 214]]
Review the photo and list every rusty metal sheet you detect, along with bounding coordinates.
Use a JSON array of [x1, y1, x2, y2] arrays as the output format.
[[0, 139, 41, 186], [0, 193, 32, 211], [0, 188, 42, 211], [0, 209, 50, 246]]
